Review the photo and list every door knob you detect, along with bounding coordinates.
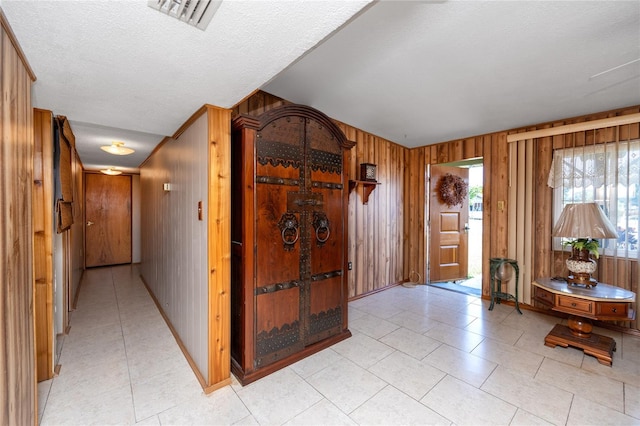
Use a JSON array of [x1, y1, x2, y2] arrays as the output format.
[[87, 221, 94, 227], [463, 223, 470, 233]]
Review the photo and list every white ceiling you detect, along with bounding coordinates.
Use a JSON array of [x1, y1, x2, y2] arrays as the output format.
[[2, 1, 639, 173]]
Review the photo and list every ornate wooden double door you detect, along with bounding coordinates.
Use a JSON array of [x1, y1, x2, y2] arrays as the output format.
[[231, 104, 354, 385]]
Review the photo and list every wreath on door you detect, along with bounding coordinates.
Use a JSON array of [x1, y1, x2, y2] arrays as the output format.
[[438, 173, 468, 208]]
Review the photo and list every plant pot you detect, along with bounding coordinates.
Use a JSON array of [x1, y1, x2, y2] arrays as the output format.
[[566, 248, 597, 287]]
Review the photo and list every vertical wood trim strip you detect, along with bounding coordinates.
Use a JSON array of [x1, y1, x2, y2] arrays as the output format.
[[33, 109, 54, 381], [523, 139, 534, 304], [507, 142, 517, 284], [207, 106, 232, 390], [481, 135, 492, 295], [515, 140, 526, 299]]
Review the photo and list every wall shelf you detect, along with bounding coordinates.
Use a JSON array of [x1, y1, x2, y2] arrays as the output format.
[[349, 180, 380, 204]]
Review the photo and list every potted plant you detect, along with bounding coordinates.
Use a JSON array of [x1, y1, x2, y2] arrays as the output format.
[[563, 238, 601, 259]]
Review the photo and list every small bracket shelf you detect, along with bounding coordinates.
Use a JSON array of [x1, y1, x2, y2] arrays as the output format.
[[349, 180, 380, 204]]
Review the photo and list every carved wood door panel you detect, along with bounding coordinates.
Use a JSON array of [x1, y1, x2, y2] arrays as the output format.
[[254, 116, 305, 368], [306, 119, 345, 346]]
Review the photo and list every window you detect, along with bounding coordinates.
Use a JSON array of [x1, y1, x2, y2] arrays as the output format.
[[549, 139, 640, 257]]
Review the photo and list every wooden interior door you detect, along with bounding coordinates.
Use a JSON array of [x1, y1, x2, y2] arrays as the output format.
[[85, 173, 132, 267], [429, 165, 469, 282]]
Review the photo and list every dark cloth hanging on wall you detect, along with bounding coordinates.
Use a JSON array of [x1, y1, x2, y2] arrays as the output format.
[[54, 116, 74, 233]]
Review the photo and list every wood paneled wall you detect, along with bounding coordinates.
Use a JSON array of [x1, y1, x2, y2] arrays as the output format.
[[233, 92, 408, 298], [33, 111, 84, 382], [140, 105, 231, 392], [70, 146, 84, 307], [1, 9, 37, 425], [407, 107, 640, 305], [236, 93, 640, 313], [406, 134, 500, 296]]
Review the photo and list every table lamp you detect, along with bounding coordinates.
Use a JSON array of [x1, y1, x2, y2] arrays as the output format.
[[552, 202, 618, 287]]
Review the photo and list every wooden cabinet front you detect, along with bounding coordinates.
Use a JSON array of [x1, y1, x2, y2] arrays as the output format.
[[231, 105, 354, 385]]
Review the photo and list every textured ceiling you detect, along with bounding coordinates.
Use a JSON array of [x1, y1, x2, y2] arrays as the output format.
[[2, 1, 639, 172], [264, 1, 640, 147], [1, 0, 371, 171]]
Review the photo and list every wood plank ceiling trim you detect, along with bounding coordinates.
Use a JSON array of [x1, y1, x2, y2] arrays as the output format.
[[507, 113, 640, 142]]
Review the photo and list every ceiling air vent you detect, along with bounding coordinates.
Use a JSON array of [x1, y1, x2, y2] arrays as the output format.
[[148, 0, 222, 31]]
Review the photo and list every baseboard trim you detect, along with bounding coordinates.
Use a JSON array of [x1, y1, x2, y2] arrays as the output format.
[[348, 281, 403, 302], [139, 274, 223, 392]]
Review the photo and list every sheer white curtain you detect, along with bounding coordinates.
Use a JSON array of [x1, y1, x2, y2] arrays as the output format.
[[548, 137, 640, 267]]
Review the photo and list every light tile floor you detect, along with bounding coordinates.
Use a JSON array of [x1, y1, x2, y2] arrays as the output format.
[[38, 265, 640, 425]]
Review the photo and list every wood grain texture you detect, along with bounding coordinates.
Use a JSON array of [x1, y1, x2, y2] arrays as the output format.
[[429, 166, 469, 282], [70, 148, 84, 308], [407, 137, 484, 287], [507, 113, 640, 142], [84, 173, 132, 267], [230, 105, 352, 384], [206, 106, 231, 388], [33, 109, 54, 382], [240, 93, 639, 333], [236, 92, 407, 298], [0, 12, 37, 424]]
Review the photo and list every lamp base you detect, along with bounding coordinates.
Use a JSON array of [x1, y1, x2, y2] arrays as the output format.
[[566, 254, 598, 288], [567, 274, 598, 288]]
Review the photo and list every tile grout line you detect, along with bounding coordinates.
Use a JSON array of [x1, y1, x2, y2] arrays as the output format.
[[110, 267, 138, 423]]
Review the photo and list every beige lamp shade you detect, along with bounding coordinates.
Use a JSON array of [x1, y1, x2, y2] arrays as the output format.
[[552, 202, 618, 239]]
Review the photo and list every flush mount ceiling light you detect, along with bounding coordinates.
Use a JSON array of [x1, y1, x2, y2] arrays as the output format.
[[148, 0, 222, 31], [100, 141, 135, 156], [100, 167, 123, 176]]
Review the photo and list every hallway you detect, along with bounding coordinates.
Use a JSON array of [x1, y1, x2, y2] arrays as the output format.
[[38, 265, 640, 425]]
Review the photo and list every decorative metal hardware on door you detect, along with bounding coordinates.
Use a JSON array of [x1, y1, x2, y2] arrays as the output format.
[[278, 212, 299, 250], [312, 211, 330, 247]]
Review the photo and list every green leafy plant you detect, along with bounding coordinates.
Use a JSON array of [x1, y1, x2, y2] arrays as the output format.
[[562, 238, 601, 258]]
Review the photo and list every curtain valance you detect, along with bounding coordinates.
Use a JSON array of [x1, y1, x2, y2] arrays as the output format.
[[548, 140, 640, 189]]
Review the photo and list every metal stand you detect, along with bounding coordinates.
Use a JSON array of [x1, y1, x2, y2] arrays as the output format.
[[489, 257, 522, 314]]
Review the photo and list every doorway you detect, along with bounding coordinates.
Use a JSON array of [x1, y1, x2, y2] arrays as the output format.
[[428, 160, 483, 296], [85, 173, 132, 267]]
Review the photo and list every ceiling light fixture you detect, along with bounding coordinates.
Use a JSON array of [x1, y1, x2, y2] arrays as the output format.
[[100, 167, 123, 176], [148, 0, 222, 31], [100, 141, 135, 156]]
